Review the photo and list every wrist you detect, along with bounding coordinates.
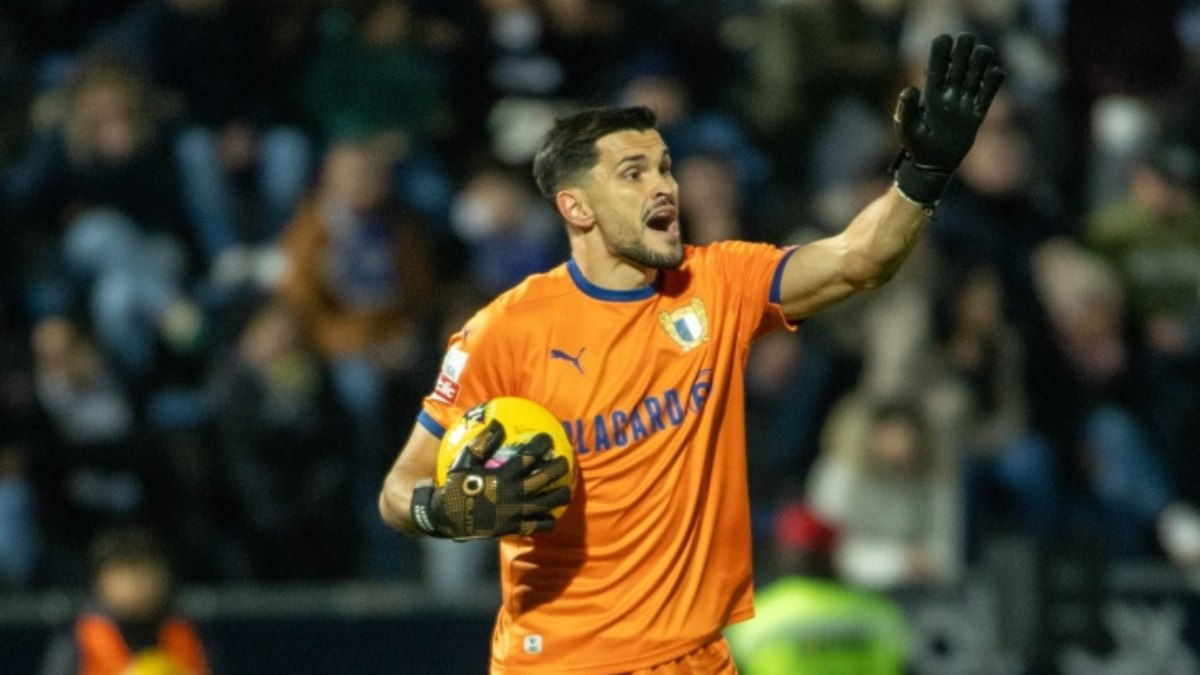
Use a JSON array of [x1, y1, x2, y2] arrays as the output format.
[[410, 483, 447, 538], [890, 151, 954, 210]]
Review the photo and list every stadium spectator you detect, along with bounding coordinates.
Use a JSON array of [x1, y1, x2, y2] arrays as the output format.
[[808, 394, 964, 590], [1084, 141, 1200, 506], [208, 301, 355, 582], [1026, 238, 1176, 558], [929, 92, 1066, 331], [277, 138, 438, 578], [38, 526, 210, 675], [1, 57, 200, 382], [922, 264, 1055, 554], [725, 502, 911, 675], [29, 317, 148, 583], [302, 0, 445, 149], [727, 0, 897, 192], [448, 161, 564, 294], [1060, 0, 1188, 215], [148, 0, 313, 273]]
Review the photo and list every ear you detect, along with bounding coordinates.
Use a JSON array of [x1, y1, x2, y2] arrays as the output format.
[[556, 188, 595, 231]]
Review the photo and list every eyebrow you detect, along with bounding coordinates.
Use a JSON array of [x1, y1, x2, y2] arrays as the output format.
[[615, 150, 671, 168]]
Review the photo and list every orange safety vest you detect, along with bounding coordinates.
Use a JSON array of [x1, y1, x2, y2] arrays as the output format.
[[75, 613, 210, 675]]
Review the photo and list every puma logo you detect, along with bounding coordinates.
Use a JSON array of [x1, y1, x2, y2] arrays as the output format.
[[549, 347, 585, 374]]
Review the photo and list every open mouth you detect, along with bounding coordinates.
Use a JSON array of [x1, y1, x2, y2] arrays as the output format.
[[646, 205, 678, 232]]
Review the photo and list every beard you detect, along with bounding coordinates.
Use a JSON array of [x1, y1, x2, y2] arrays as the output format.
[[610, 230, 684, 269], [614, 239, 684, 269]]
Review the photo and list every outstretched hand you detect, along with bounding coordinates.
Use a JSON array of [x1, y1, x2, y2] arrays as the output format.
[[892, 33, 1006, 208]]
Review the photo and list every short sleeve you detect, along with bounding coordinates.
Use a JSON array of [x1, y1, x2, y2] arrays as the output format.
[[707, 240, 798, 342], [418, 305, 514, 438]]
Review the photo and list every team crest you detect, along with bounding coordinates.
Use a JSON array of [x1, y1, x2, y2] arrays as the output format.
[[658, 298, 710, 352]]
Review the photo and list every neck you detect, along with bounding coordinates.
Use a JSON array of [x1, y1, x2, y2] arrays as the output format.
[[568, 231, 657, 291]]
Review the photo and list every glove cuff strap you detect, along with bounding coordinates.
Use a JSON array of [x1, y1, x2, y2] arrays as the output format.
[[890, 151, 952, 212], [410, 484, 446, 538]]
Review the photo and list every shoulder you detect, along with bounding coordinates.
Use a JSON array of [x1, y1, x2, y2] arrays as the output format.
[[463, 265, 573, 335], [681, 241, 794, 273]]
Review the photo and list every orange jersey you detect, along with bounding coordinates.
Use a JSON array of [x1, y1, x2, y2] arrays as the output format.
[[419, 241, 796, 674]]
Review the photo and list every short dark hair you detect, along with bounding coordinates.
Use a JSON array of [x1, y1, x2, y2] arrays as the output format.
[[89, 526, 167, 578], [532, 106, 658, 202]]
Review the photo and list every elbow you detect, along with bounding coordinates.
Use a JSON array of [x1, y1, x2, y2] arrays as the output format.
[[378, 484, 409, 534]]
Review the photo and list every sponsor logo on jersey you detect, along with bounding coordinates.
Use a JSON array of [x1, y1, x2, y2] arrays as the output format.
[[549, 347, 586, 374], [658, 298, 709, 352], [432, 373, 460, 403], [562, 369, 712, 454], [523, 634, 543, 655], [442, 345, 469, 379], [431, 345, 469, 403]]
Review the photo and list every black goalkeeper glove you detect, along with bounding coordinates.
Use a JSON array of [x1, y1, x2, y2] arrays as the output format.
[[410, 420, 572, 540], [891, 32, 1006, 210]]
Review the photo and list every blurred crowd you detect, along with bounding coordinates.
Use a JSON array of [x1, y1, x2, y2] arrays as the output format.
[[0, 0, 1199, 606]]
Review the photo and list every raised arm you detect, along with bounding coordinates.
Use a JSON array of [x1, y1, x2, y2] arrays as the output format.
[[777, 33, 1005, 321]]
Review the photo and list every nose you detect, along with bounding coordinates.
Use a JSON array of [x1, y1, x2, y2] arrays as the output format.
[[651, 169, 676, 201]]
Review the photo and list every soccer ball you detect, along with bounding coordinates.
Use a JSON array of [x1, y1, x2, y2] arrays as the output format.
[[436, 397, 576, 518]]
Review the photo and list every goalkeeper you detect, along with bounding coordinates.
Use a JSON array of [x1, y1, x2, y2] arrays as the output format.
[[380, 33, 1003, 674]]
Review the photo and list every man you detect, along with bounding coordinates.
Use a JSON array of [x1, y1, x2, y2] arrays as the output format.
[[380, 33, 1003, 674]]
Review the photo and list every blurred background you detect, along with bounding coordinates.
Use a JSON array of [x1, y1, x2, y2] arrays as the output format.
[[0, 0, 1198, 673]]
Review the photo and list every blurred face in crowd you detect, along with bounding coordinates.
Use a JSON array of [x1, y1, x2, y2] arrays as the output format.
[[868, 414, 924, 477], [1130, 166, 1195, 218], [677, 155, 740, 244], [72, 84, 141, 162], [581, 129, 683, 269], [954, 268, 1003, 338], [322, 143, 390, 213], [454, 169, 530, 237], [620, 76, 687, 128], [97, 559, 171, 621], [241, 306, 301, 367], [958, 95, 1029, 196], [363, 0, 413, 46]]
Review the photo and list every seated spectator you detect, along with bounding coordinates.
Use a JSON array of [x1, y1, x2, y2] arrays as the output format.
[[1027, 238, 1186, 559], [2, 56, 200, 382], [922, 264, 1057, 555], [276, 138, 438, 578], [1084, 141, 1200, 505], [208, 302, 354, 582], [930, 92, 1065, 331], [302, 0, 445, 148], [29, 317, 149, 583], [38, 526, 210, 675], [726, 502, 911, 675], [150, 0, 313, 272], [808, 395, 963, 590]]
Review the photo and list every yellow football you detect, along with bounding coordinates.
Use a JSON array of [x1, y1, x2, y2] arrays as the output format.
[[436, 397, 576, 519]]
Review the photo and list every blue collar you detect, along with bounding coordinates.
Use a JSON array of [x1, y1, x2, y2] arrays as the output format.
[[567, 258, 658, 302]]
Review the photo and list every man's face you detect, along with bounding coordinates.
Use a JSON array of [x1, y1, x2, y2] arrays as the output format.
[[583, 129, 683, 269]]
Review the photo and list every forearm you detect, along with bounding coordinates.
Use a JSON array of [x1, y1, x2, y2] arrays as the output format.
[[837, 187, 929, 290], [378, 467, 428, 536]]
